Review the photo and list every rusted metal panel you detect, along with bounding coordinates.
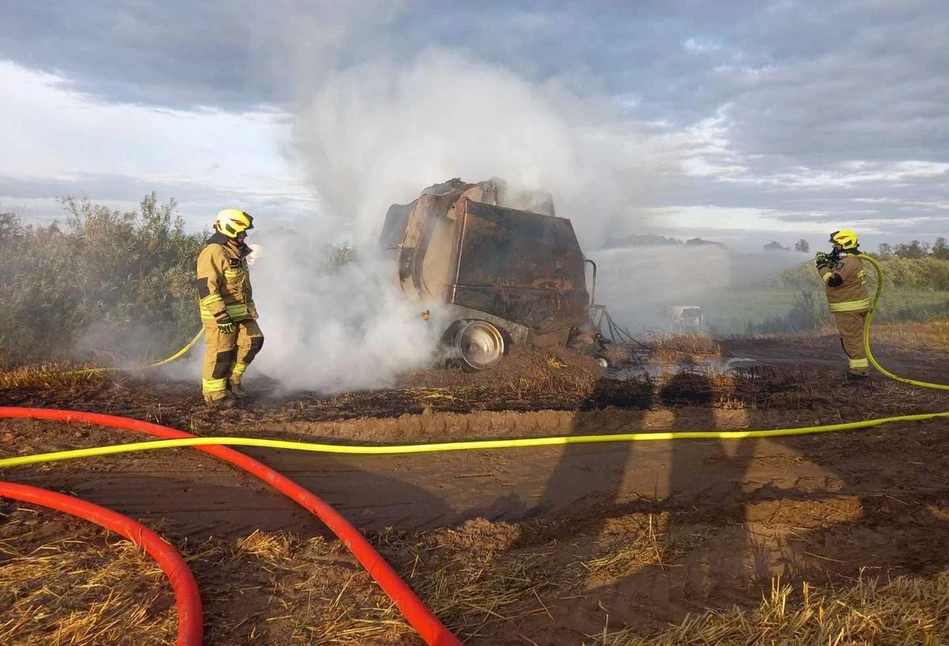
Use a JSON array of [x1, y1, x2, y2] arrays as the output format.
[[447, 199, 589, 334], [383, 179, 485, 301], [380, 203, 412, 251], [380, 178, 590, 337]]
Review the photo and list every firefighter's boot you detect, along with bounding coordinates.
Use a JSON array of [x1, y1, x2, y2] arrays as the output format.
[[228, 379, 246, 399], [204, 392, 236, 409]]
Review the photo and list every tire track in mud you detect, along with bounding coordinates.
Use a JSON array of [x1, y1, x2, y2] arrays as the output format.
[[4, 411, 949, 537]]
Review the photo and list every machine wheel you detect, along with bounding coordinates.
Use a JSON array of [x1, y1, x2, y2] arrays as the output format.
[[457, 320, 505, 371]]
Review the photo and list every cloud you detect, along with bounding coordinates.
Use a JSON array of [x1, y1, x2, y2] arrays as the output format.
[[680, 1, 949, 150], [3, 0, 949, 245], [0, 172, 319, 229], [0, 61, 318, 229], [0, 61, 293, 177], [0, 0, 430, 110]]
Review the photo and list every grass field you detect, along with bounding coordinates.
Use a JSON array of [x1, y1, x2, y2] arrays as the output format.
[[695, 287, 949, 335]]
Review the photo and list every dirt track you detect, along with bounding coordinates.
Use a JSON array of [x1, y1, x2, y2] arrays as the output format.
[[3, 330, 949, 643]]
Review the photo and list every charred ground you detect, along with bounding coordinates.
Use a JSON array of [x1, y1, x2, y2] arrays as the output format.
[[2, 323, 949, 644]]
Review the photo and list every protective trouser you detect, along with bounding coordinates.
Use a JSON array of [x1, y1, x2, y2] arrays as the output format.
[[202, 319, 264, 401], [833, 311, 869, 375]]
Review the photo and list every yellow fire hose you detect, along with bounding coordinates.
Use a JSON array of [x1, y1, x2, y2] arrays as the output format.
[[860, 254, 949, 390], [0, 410, 948, 469], [146, 330, 205, 368], [3, 330, 205, 385], [0, 253, 946, 471]]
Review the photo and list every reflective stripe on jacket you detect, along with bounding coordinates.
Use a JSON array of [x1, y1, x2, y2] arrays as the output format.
[[818, 254, 870, 314], [829, 298, 871, 313], [196, 232, 256, 323]]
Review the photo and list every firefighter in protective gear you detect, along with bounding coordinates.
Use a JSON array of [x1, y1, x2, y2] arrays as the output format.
[[816, 229, 870, 379], [196, 209, 264, 406]]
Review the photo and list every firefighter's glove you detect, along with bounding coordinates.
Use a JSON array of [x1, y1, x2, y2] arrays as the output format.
[[216, 314, 236, 335], [815, 252, 830, 270]]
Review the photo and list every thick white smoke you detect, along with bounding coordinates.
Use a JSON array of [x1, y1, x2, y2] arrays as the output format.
[[232, 48, 675, 392], [289, 48, 672, 247], [248, 229, 442, 392]]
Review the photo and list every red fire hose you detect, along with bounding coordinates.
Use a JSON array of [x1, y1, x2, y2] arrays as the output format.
[[0, 480, 203, 646], [0, 407, 461, 646]]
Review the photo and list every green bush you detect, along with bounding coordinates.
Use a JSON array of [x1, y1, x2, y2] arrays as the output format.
[[736, 256, 949, 334], [0, 194, 361, 369], [0, 194, 205, 368], [745, 288, 830, 334], [772, 256, 949, 291]]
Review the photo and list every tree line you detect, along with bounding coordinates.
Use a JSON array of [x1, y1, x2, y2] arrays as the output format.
[[765, 237, 949, 259]]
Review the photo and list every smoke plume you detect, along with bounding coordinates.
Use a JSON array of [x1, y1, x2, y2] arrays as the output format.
[[238, 47, 674, 392], [289, 48, 671, 247], [247, 232, 440, 392]]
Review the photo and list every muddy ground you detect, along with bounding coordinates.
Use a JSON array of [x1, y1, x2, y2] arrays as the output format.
[[2, 327, 949, 644]]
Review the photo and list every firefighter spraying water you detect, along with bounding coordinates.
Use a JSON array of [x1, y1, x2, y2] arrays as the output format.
[[815, 229, 870, 380]]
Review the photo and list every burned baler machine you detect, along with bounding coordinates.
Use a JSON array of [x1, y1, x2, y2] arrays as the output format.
[[379, 178, 594, 370]]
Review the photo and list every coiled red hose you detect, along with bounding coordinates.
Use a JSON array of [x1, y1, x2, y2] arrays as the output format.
[[0, 480, 203, 646], [0, 407, 461, 646]]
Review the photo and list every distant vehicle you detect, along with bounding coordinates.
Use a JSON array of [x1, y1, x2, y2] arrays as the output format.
[[667, 305, 704, 331], [379, 178, 599, 370]]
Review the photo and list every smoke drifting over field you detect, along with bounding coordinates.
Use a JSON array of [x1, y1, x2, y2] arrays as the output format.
[[592, 244, 809, 334]]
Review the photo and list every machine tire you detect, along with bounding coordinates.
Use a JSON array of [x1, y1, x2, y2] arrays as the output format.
[[456, 320, 505, 371]]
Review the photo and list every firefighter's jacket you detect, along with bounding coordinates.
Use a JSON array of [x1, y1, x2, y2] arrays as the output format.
[[196, 232, 257, 324], [818, 253, 869, 313]]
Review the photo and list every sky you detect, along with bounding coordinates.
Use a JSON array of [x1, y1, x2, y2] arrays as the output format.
[[2, 0, 948, 253]]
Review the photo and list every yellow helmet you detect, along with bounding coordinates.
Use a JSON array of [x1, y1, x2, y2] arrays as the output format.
[[829, 229, 858, 250], [215, 209, 254, 238]]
